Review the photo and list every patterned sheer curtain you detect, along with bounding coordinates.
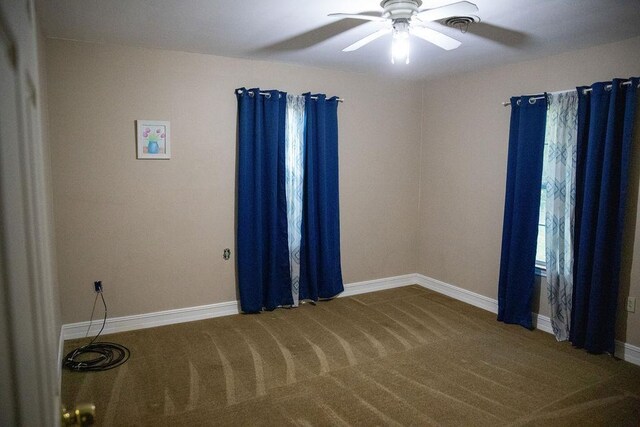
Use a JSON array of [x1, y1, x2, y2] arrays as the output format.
[[544, 91, 578, 341], [285, 94, 305, 307]]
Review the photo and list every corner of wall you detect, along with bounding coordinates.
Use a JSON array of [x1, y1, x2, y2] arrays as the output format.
[[415, 82, 426, 276]]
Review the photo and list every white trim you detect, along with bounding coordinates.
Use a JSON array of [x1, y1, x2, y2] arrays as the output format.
[[416, 273, 552, 334], [57, 326, 64, 381], [62, 300, 240, 340], [533, 313, 553, 334], [62, 274, 417, 340], [60, 273, 640, 367], [615, 341, 640, 366], [416, 274, 498, 313], [340, 274, 419, 297], [57, 325, 64, 416], [415, 273, 638, 367]]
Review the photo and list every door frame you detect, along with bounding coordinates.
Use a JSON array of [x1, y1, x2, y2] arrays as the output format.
[[0, 1, 60, 425]]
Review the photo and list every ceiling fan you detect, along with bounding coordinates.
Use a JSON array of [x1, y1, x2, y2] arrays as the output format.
[[328, 0, 479, 64]]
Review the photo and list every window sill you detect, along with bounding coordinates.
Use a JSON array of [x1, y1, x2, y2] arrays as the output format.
[[535, 263, 547, 277]]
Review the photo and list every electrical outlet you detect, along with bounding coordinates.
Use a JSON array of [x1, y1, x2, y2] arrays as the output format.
[[627, 297, 636, 313], [94, 281, 103, 293], [223, 248, 231, 260]]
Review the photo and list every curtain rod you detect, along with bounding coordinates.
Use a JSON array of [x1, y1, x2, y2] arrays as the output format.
[[501, 95, 546, 107], [582, 80, 639, 93], [236, 89, 344, 103], [501, 79, 639, 107]]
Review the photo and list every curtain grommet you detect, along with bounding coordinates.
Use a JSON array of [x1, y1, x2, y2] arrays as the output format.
[[516, 99, 522, 106], [529, 97, 537, 105]]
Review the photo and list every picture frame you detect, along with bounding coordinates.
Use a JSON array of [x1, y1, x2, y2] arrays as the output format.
[[136, 120, 171, 159]]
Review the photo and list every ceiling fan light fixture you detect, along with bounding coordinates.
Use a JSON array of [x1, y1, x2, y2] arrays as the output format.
[[330, 1, 477, 60], [391, 21, 410, 64]]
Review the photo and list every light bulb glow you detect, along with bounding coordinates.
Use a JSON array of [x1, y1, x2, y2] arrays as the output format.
[[391, 22, 410, 65], [392, 35, 409, 64]]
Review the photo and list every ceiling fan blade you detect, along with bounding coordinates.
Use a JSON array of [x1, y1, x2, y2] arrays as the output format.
[[416, 1, 478, 22], [328, 13, 386, 22], [410, 26, 461, 50], [343, 27, 391, 52]]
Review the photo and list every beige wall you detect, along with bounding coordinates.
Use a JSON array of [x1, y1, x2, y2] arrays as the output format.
[[47, 35, 640, 347], [418, 36, 640, 346], [46, 39, 422, 324]]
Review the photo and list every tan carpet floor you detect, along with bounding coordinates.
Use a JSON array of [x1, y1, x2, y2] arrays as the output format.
[[62, 285, 640, 426]]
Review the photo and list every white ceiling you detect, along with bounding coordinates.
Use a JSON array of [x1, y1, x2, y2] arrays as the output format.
[[37, 0, 640, 81]]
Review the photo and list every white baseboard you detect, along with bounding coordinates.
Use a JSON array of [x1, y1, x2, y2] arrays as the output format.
[[415, 273, 551, 334], [615, 341, 640, 366], [61, 274, 416, 340], [416, 274, 498, 313], [340, 274, 419, 297], [533, 313, 553, 334], [62, 300, 240, 340], [60, 273, 639, 367], [415, 273, 637, 366]]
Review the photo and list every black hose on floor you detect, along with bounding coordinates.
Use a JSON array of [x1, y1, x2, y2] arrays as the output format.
[[63, 289, 130, 372]]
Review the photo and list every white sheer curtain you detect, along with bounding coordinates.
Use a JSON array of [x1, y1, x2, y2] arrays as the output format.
[[543, 91, 578, 341], [285, 94, 305, 306]]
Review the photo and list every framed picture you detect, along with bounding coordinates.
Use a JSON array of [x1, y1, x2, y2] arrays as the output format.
[[136, 120, 171, 159]]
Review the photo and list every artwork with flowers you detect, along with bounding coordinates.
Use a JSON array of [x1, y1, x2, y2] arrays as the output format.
[[136, 120, 171, 159]]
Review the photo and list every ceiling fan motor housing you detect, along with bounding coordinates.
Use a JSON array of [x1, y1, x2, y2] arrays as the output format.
[[380, 0, 422, 20]]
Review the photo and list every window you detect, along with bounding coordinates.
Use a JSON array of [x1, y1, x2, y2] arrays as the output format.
[[535, 142, 548, 272], [535, 182, 546, 268]]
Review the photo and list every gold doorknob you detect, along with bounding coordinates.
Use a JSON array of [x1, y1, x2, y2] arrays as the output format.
[[61, 403, 96, 426]]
